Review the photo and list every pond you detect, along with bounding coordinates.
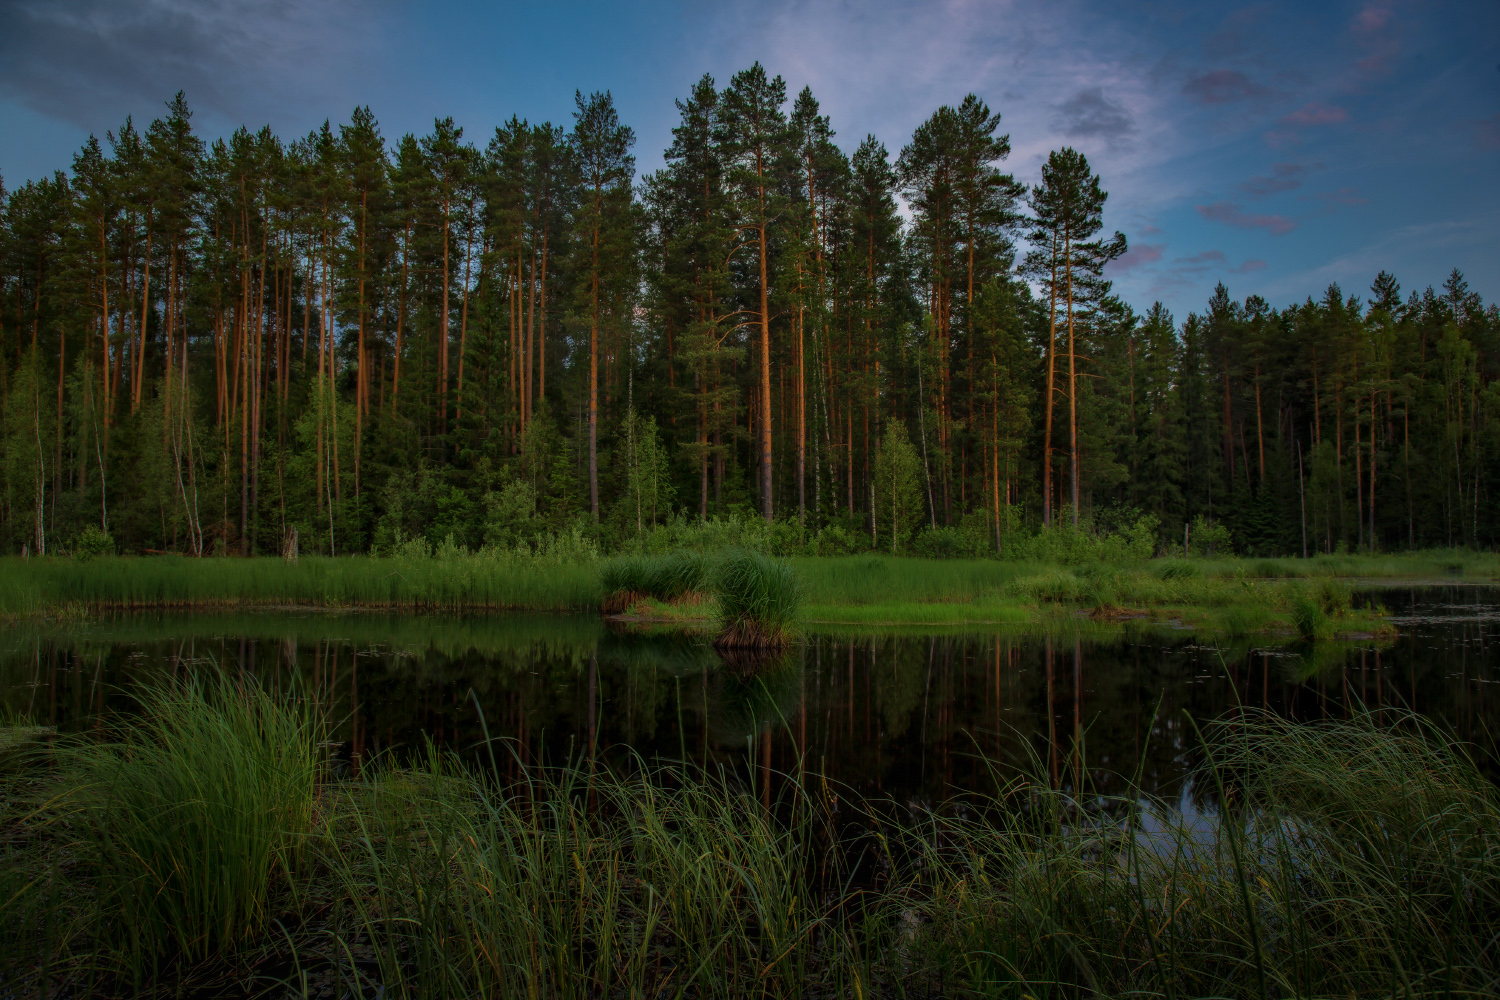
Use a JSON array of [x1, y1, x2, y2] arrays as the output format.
[[4, 586, 1497, 804]]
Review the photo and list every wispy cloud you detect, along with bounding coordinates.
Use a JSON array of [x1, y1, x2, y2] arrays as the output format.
[[1311, 187, 1370, 206], [1240, 162, 1317, 197], [1196, 201, 1297, 235], [1476, 113, 1500, 150], [1052, 87, 1135, 149], [1182, 69, 1268, 104], [1281, 102, 1349, 126], [1106, 241, 1164, 273], [0, 0, 391, 131]]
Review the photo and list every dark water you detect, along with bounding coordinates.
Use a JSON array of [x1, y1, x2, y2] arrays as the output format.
[[3, 587, 1497, 803]]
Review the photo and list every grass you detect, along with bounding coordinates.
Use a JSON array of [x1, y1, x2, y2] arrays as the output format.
[[599, 551, 712, 613], [3, 682, 1497, 997], [1, 548, 1488, 635], [711, 549, 804, 649], [0, 551, 601, 617]]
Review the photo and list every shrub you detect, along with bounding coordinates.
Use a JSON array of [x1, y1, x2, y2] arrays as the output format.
[[73, 525, 114, 560]]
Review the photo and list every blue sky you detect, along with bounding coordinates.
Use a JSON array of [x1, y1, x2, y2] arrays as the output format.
[[2, 0, 1496, 320]]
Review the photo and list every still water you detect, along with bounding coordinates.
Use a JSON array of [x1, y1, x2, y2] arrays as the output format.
[[3, 587, 1497, 803]]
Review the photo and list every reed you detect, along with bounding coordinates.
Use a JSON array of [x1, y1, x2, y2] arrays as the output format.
[[711, 549, 804, 649], [598, 551, 711, 613], [0, 551, 601, 616]]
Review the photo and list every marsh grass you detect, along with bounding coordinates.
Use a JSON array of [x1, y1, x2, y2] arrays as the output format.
[[3, 687, 1499, 998], [0, 551, 601, 617], [712, 550, 804, 649], [599, 551, 712, 613], [72, 677, 323, 975]]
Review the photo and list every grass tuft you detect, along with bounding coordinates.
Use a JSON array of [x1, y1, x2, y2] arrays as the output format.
[[65, 676, 322, 972], [599, 551, 712, 613], [711, 549, 803, 649]]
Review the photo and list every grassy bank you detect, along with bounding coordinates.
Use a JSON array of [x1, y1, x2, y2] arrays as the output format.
[[3, 681, 1497, 997], [3, 549, 1491, 635], [0, 551, 600, 616]]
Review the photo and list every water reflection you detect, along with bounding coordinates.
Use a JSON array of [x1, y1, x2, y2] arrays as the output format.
[[3, 588, 1497, 803]]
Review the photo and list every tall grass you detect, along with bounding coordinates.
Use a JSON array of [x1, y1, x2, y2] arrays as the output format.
[[712, 549, 804, 649], [67, 677, 322, 974], [599, 551, 711, 612], [913, 710, 1500, 997], [0, 551, 601, 616], [4, 692, 1498, 997]]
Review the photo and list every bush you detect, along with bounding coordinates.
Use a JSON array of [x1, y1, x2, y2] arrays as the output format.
[[914, 525, 976, 559], [73, 525, 114, 560]]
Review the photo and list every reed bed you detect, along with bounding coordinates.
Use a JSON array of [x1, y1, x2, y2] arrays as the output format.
[[3, 678, 1498, 998], [0, 552, 601, 616], [599, 551, 712, 613]]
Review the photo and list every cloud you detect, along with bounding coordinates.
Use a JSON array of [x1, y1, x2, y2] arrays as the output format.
[[1477, 113, 1500, 150], [1174, 250, 1229, 271], [1182, 69, 1268, 104], [1352, 3, 1393, 34], [1241, 161, 1317, 197], [1052, 87, 1135, 148], [1106, 242, 1165, 273], [1351, 2, 1400, 76], [0, 0, 390, 130], [1281, 102, 1349, 126], [1232, 259, 1268, 274], [1196, 201, 1296, 235], [1312, 187, 1370, 206]]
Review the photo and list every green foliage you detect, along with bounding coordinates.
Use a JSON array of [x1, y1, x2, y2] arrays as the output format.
[[711, 549, 803, 648], [482, 479, 540, 549], [873, 422, 925, 553], [1190, 513, 1233, 556], [72, 525, 114, 560], [616, 410, 674, 535]]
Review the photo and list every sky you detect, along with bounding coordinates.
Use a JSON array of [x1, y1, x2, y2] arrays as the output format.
[[1, 0, 1496, 321]]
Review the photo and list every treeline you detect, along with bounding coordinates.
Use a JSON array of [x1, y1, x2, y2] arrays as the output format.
[[2, 70, 1497, 558]]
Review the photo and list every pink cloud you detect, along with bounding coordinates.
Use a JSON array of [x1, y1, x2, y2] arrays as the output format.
[[1172, 250, 1228, 272], [1106, 242, 1165, 274], [1352, 4, 1392, 35], [1232, 259, 1268, 274], [1241, 162, 1317, 197], [1281, 102, 1349, 126], [1183, 69, 1268, 104], [1351, 3, 1399, 75], [1196, 201, 1296, 236], [1312, 187, 1370, 206], [1478, 114, 1500, 151]]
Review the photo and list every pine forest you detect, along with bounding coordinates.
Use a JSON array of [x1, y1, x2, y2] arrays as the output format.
[[3, 73, 1497, 561]]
